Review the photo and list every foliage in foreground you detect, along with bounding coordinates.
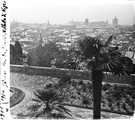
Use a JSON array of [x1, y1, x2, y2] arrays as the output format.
[[26, 87, 73, 119]]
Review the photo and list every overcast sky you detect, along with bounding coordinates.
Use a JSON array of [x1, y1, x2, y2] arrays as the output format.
[[10, 0, 134, 25]]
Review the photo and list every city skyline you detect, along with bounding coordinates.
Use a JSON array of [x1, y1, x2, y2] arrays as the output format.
[[10, 0, 134, 25]]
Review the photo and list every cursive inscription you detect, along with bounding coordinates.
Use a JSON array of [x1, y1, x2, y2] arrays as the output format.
[[0, 0, 9, 120]]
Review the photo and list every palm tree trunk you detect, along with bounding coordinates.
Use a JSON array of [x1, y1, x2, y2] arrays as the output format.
[[92, 70, 103, 119]]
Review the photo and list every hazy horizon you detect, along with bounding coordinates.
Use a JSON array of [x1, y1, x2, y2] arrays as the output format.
[[10, 0, 134, 25]]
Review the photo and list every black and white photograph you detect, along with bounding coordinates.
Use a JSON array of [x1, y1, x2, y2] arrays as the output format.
[[1, 0, 135, 119]]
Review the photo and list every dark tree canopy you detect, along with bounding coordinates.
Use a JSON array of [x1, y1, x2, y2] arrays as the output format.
[[14, 40, 23, 57], [10, 44, 16, 56], [10, 41, 23, 64], [28, 41, 59, 67], [27, 41, 74, 68]]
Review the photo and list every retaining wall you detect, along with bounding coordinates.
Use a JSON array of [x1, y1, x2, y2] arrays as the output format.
[[10, 64, 135, 85]]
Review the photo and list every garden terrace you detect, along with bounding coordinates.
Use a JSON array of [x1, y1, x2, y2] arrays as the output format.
[[10, 64, 135, 119]]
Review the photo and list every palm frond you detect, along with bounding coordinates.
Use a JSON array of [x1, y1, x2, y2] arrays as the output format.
[[33, 111, 45, 118], [50, 92, 65, 103], [58, 105, 71, 114], [67, 61, 79, 70], [55, 105, 72, 117], [94, 47, 133, 76], [77, 36, 103, 59], [34, 88, 56, 102], [104, 35, 113, 47], [111, 56, 133, 76], [32, 98, 42, 103]]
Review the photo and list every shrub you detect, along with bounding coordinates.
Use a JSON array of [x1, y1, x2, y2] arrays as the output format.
[[10, 41, 23, 64]]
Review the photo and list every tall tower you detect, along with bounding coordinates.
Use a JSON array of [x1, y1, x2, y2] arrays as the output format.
[[112, 16, 118, 26], [85, 18, 89, 25]]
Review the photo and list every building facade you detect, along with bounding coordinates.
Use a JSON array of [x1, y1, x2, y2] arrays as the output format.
[[112, 16, 118, 26]]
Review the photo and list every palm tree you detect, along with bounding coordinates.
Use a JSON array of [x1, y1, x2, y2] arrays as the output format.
[[69, 36, 133, 119], [26, 87, 73, 119]]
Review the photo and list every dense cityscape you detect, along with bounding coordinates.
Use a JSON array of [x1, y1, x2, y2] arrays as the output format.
[[10, 17, 135, 62]]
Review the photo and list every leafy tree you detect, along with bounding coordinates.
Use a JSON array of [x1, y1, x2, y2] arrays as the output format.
[[26, 87, 73, 119], [10, 44, 16, 56], [27, 41, 74, 68], [68, 36, 134, 119], [28, 41, 59, 66], [10, 44, 16, 64], [10, 43, 23, 64], [14, 40, 23, 57]]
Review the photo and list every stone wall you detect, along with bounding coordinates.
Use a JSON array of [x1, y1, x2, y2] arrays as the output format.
[[10, 64, 135, 85]]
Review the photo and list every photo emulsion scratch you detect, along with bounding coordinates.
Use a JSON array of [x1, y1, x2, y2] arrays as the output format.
[[3, 0, 135, 119]]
